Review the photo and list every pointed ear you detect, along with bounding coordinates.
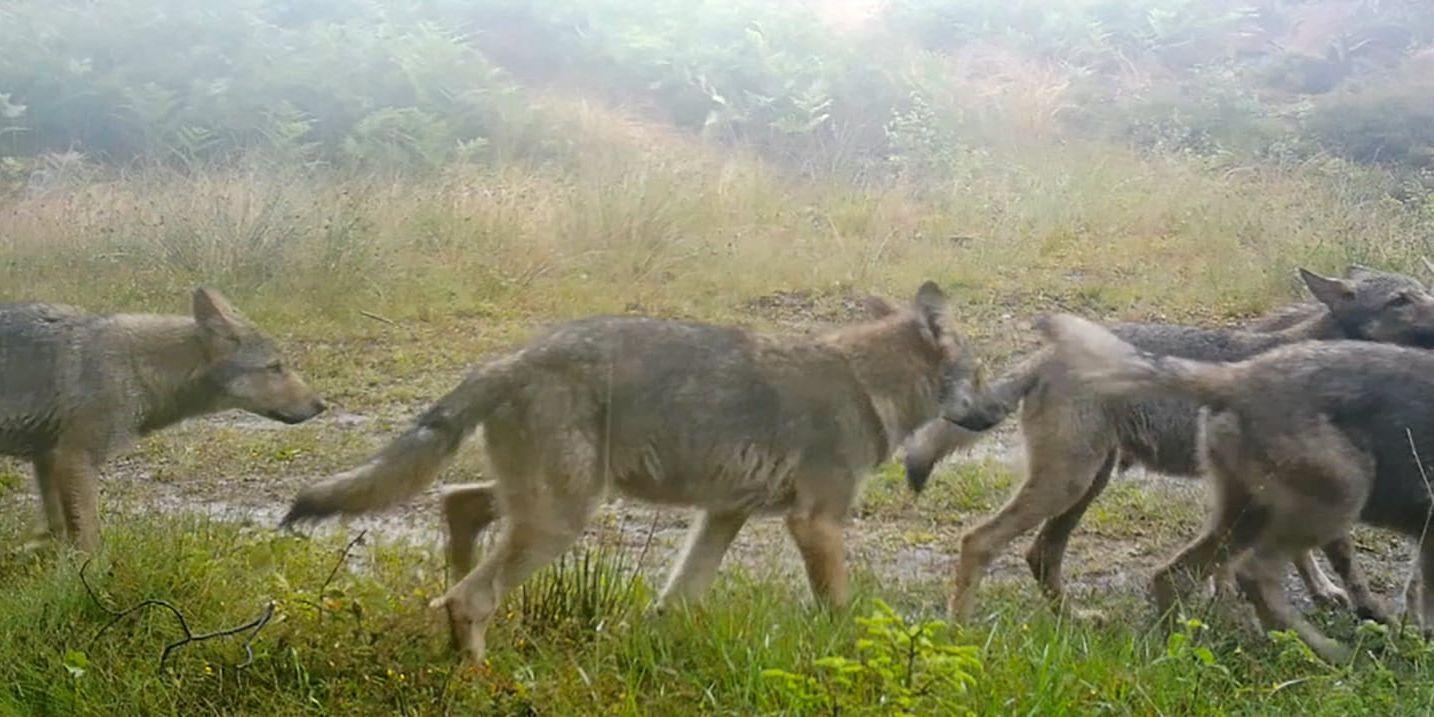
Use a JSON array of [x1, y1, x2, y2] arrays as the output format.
[[1346, 264, 1376, 281], [913, 281, 949, 345], [1300, 268, 1356, 308], [192, 287, 247, 341], [861, 295, 898, 319]]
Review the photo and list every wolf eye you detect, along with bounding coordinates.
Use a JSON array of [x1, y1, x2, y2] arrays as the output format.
[[267, 362, 284, 374], [1388, 294, 1413, 308]]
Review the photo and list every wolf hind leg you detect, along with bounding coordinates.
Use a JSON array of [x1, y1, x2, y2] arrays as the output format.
[[949, 430, 1111, 621], [1025, 450, 1117, 610], [435, 428, 603, 662], [655, 509, 749, 610], [1239, 548, 1350, 664], [1319, 537, 1389, 623], [1294, 550, 1351, 609], [440, 481, 500, 583]]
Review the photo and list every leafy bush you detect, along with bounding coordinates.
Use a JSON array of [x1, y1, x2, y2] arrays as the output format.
[[0, 0, 524, 166], [1086, 74, 1288, 157], [762, 599, 982, 716], [1306, 66, 1434, 168], [456, 0, 910, 173], [883, 0, 1262, 70]]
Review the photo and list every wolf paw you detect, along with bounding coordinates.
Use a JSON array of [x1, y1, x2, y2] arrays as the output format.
[[1311, 585, 1352, 611]]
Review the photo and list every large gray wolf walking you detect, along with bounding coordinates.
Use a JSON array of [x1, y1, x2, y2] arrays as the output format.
[[282, 282, 982, 661], [924, 267, 1434, 620], [1038, 313, 1434, 663], [0, 289, 326, 550]]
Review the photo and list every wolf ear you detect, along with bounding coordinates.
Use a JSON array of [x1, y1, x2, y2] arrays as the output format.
[[862, 295, 898, 318], [193, 287, 248, 342], [1346, 264, 1376, 281], [913, 281, 949, 345], [1300, 268, 1356, 308]]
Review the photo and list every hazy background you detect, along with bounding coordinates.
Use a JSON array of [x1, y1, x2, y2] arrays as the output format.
[[3, 0, 1433, 332]]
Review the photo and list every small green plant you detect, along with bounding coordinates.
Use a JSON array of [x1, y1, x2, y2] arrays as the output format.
[[885, 91, 960, 182], [513, 532, 650, 644], [1156, 617, 1234, 694], [763, 599, 982, 716]]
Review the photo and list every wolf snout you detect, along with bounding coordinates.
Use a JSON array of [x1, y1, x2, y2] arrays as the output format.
[[269, 399, 327, 424], [904, 455, 934, 494], [943, 406, 1000, 432]]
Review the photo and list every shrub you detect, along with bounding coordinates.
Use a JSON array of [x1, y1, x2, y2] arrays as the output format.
[[763, 599, 983, 716], [1306, 68, 1434, 168], [0, 0, 525, 165]]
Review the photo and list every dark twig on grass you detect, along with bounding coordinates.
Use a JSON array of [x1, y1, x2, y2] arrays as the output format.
[[80, 559, 276, 670], [321, 530, 369, 596], [359, 310, 397, 326]]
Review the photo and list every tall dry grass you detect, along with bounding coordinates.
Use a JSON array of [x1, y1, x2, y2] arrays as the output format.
[[2, 113, 1428, 345]]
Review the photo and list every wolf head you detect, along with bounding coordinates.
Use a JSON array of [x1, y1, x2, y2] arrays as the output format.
[[863, 282, 984, 429], [192, 288, 326, 424], [1302, 266, 1434, 348]]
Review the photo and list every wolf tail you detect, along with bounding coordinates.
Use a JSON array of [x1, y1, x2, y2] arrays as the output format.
[[905, 353, 1044, 493], [1035, 314, 1235, 407], [281, 356, 522, 527]]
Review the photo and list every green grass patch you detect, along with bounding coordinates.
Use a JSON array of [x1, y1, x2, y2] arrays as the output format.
[[2, 512, 1433, 715]]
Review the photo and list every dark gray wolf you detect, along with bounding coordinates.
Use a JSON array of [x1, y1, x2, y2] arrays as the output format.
[[282, 282, 982, 661], [1038, 312, 1434, 663], [926, 267, 1434, 620], [0, 289, 326, 550]]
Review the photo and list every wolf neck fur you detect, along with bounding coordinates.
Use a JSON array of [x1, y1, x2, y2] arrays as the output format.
[[104, 315, 223, 434], [825, 320, 939, 458], [1273, 310, 1341, 342]]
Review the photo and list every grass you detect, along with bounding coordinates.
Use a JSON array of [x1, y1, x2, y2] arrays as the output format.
[[4, 83, 1434, 714], [2, 509, 1433, 715], [5, 130, 1429, 350]]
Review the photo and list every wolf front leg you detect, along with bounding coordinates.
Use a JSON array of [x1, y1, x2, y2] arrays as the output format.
[[786, 511, 849, 608], [45, 446, 102, 551], [31, 453, 71, 542]]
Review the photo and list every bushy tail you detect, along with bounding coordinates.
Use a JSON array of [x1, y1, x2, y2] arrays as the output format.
[[905, 353, 1043, 493], [281, 356, 522, 527], [1036, 314, 1235, 406]]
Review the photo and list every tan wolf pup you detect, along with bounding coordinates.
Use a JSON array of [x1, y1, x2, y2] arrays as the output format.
[[1037, 312, 1434, 663], [0, 289, 327, 550], [282, 282, 984, 661]]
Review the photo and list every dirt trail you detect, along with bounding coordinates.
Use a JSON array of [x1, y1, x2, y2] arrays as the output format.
[[8, 406, 1413, 621]]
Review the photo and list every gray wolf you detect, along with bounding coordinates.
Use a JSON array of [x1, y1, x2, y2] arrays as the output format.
[[903, 265, 1424, 492], [0, 289, 326, 550], [925, 267, 1434, 621], [1037, 312, 1434, 663], [282, 282, 981, 661], [900, 266, 1416, 490], [1241, 264, 1428, 332]]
